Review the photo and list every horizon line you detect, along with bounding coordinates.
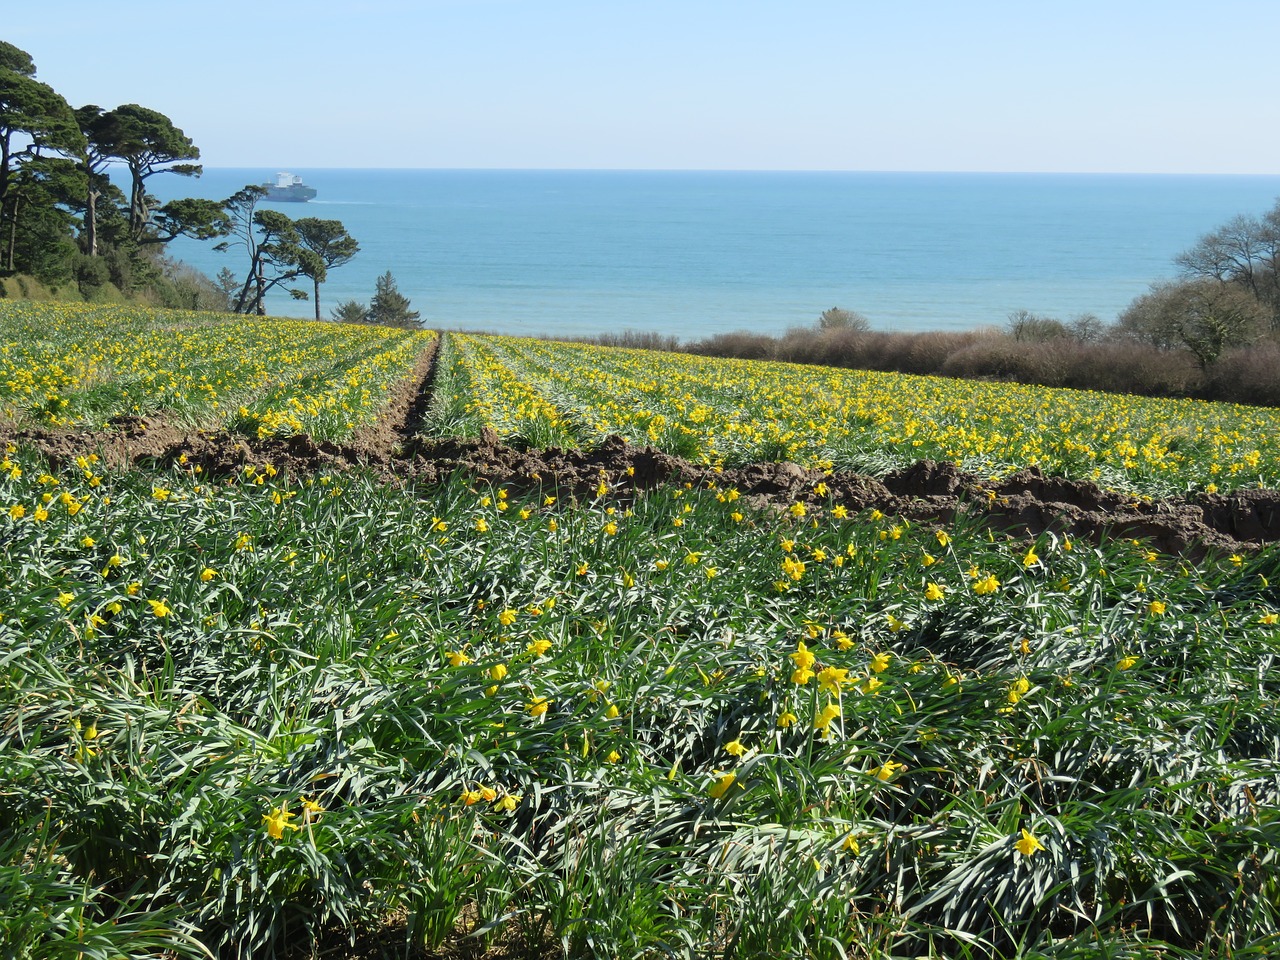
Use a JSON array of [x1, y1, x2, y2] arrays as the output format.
[[196, 165, 1280, 178]]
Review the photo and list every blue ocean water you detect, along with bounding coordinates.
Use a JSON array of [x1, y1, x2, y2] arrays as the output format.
[[150, 169, 1280, 339]]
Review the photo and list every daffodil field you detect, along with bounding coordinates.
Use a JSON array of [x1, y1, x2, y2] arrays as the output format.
[[436, 333, 1280, 493], [0, 301, 433, 440], [2, 302, 1280, 959], [2, 302, 1277, 495]]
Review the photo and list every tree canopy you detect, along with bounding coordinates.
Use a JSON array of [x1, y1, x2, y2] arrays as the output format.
[[0, 40, 240, 306], [216, 186, 303, 315], [367, 272, 421, 328], [1175, 206, 1280, 333], [0, 40, 363, 316], [295, 217, 359, 320], [1116, 279, 1268, 369], [0, 41, 36, 77], [92, 103, 202, 242], [0, 50, 84, 271]]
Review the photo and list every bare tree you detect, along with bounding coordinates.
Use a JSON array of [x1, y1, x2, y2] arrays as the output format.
[[817, 306, 870, 333], [1116, 279, 1268, 368], [1006, 309, 1067, 342], [1176, 205, 1280, 331], [1067, 313, 1106, 342]]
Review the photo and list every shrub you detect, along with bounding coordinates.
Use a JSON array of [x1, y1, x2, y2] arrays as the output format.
[[70, 252, 112, 299], [582, 329, 680, 351], [644, 313, 1276, 408], [903, 330, 986, 374], [687, 330, 777, 361], [1205, 340, 1280, 406], [330, 299, 369, 324], [1117, 280, 1269, 368], [817, 306, 870, 332], [1006, 309, 1069, 342]]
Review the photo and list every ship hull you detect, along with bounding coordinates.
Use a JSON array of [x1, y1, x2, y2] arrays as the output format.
[[264, 187, 317, 202]]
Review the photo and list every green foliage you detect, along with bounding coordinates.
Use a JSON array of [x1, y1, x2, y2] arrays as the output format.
[[216, 192, 356, 319], [329, 298, 369, 324], [294, 218, 359, 321], [1117, 279, 1269, 369], [0, 58, 84, 163], [149, 198, 232, 245], [1, 446, 1278, 957], [0, 50, 85, 277], [0, 300, 432, 437], [0, 42, 229, 306], [218, 189, 306, 315], [366, 270, 420, 328], [435, 332, 1280, 493], [0, 41, 36, 77], [0, 273, 82, 302], [421, 331, 484, 436], [92, 102, 201, 241]]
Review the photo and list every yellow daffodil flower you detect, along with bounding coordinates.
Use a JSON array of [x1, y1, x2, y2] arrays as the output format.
[[708, 772, 736, 799], [1015, 828, 1045, 857], [263, 805, 301, 840]]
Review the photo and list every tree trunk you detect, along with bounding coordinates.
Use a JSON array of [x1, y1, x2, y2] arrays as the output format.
[[234, 255, 257, 314], [0, 133, 10, 270], [6, 194, 19, 272], [85, 187, 99, 258], [129, 165, 146, 241], [0, 199, 8, 272], [314, 277, 321, 321], [0, 132, 10, 215]]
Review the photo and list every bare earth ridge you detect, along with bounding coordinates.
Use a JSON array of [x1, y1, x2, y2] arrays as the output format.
[[3, 339, 1276, 559], [3, 421, 1277, 561]]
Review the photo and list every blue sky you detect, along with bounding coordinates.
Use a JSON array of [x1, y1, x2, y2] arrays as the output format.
[[12, 0, 1280, 172]]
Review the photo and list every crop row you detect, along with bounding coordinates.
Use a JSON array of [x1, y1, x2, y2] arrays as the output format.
[[2, 442, 1278, 958], [0, 301, 433, 440], [2, 302, 1277, 495], [436, 333, 1280, 493]]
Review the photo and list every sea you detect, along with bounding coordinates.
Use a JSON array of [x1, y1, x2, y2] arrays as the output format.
[[147, 169, 1280, 340]]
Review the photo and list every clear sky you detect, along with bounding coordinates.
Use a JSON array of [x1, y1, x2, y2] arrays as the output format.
[[10, 0, 1280, 173]]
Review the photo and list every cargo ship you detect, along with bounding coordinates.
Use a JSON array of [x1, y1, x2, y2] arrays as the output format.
[[263, 172, 317, 202]]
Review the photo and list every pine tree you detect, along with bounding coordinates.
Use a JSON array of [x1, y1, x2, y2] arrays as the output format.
[[329, 299, 368, 324], [366, 271, 420, 328]]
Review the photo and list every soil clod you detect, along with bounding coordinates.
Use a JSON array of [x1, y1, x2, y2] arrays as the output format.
[[3, 414, 1276, 559]]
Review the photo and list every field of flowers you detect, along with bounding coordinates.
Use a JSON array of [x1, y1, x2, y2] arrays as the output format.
[[433, 333, 1280, 494], [2, 440, 1278, 959], [0, 301, 433, 440], [1, 305, 1279, 958]]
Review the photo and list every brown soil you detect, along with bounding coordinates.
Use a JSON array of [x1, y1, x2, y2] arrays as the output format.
[[4, 418, 1277, 560], [348, 336, 439, 456], [3, 339, 1277, 559]]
